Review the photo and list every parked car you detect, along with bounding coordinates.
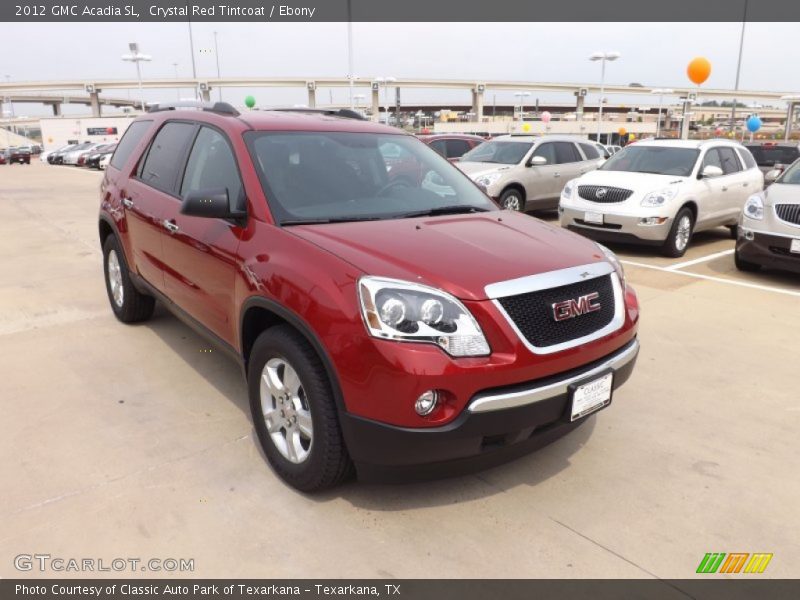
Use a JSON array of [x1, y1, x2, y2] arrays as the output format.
[[735, 157, 800, 273], [98, 153, 111, 170], [456, 135, 605, 211], [0, 151, 6, 165], [64, 142, 103, 165], [48, 144, 78, 164], [85, 144, 117, 169], [98, 104, 640, 491], [417, 133, 485, 162], [744, 142, 800, 180], [594, 142, 611, 160], [8, 147, 31, 164], [606, 145, 622, 155], [559, 139, 763, 257]]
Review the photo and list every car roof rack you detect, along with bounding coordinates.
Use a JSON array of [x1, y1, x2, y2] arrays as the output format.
[[147, 101, 240, 116], [268, 107, 366, 120]]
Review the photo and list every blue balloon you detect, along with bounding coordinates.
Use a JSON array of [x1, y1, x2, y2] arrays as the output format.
[[746, 115, 762, 133]]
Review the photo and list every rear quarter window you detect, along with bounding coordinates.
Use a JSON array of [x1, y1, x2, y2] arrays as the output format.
[[110, 120, 152, 171]]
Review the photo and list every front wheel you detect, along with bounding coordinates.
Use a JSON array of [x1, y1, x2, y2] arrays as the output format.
[[662, 208, 694, 258], [102, 234, 155, 323], [248, 326, 352, 492], [499, 188, 524, 212]]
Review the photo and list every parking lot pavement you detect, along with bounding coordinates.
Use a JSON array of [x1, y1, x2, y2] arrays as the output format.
[[2, 162, 799, 579]]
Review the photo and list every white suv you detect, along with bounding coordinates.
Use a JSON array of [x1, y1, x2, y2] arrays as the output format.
[[559, 139, 763, 256]]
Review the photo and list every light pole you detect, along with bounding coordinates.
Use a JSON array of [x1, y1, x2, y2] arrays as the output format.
[[346, 0, 354, 110], [514, 92, 531, 121], [651, 88, 673, 138], [731, 0, 749, 135], [187, 23, 198, 99], [375, 76, 396, 124], [121, 43, 152, 112], [589, 51, 621, 143], [213, 31, 222, 101]]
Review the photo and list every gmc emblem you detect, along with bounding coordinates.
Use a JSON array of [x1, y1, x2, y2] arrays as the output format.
[[552, 292, 601, 321]]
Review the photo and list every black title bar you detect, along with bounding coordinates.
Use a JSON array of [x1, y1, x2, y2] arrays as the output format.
[[2, 0, 800, 22]]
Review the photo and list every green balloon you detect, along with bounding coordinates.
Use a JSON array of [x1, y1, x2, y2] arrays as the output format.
[[244, 95, 256, 109]]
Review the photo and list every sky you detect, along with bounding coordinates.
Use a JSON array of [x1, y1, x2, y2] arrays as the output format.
[[2, 21, 800, 116]]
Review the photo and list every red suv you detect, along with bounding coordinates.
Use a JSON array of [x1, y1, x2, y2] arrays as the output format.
[[99, 102, 639, 491]]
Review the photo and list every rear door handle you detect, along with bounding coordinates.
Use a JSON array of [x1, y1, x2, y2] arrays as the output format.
[[122, 197, 134, 209], [163, 220, 179, 233]]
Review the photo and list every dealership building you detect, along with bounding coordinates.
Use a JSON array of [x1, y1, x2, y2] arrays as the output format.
[[39, 116, 138, 151]]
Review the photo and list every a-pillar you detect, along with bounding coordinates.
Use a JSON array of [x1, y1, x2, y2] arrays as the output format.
[[471, 84, 485, 122], [306, 83, 316, 108], [371, 84, 380, 122], [89, 90, 102, 117]]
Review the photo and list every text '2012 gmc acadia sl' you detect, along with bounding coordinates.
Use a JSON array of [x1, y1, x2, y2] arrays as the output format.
[[98, 102, 640, 491]]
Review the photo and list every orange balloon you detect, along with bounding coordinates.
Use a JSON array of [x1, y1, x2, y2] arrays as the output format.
[[618, 127, 628, 136], [687, 57, 711, 85]]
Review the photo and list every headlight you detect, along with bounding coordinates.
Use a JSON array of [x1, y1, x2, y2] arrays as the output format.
[[596, 243, 625, 282], [358, 277, 490, 357], [474, 172, 502, 187], [641, 186, 679, 207], [743, 194, 764, 220], [562, 178, 578, 199]]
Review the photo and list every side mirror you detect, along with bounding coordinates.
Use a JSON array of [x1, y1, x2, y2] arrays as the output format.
[[530, 155, 547, 166], [765, 169, 781, 184], [701, 165, 723, 178], [181, 188, 246, 222]]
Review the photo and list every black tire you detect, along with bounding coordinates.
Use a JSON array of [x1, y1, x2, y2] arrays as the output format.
[[248, 325, 353, 492], [499, 187, 525, 212], [662, 207, 694, 258], [728, 224, 738, 240], [102, 234, 155, 323], [734, 247, 761, 272]]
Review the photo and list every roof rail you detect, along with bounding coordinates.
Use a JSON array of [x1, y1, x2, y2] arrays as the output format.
[[269, 107, 366, 121], [147, 101, 240, 116]]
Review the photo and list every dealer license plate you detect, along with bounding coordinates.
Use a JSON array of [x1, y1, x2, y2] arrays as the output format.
[[570, 372, 613, 422], [584, 211, 604, 225]]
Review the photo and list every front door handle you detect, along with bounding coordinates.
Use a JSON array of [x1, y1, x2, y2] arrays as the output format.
[[163, 220, 179, 234], [122, 197, 134, 209], [743, 182, 749, 187]]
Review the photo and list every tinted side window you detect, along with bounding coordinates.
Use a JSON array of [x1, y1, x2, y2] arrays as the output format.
[[579, 143, 600, 160], [109, 120, 151, 170], [702, 148, 723, 170], [554, 142, 581, 164], [718, 147, 742, 174], [428, 139, 447, 157], [532, 143, 557, 164], [445, 139, 472, 159], [139, 122, 196, 194], [738, 147, 757, 170], [180, 127, 244, 210]]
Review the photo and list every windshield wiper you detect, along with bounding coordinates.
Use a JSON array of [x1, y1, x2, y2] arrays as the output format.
[[281, 216, 382, 226], [396, 205, 491, 219]]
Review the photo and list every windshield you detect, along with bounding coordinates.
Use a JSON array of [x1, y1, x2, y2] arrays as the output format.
[[745, 144, 800, 167], [460, 140, 533, 165], [600, 145, 699, 176], [776, 159, 800, 184], [245, 132, 496, 224]]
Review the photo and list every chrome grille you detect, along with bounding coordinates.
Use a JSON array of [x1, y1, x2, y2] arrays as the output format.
[[578, 185, 633, 203], [775, 204, 800, 226]]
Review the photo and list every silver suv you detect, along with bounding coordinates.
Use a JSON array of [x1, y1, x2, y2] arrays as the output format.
[[456, 135, 604, 211]]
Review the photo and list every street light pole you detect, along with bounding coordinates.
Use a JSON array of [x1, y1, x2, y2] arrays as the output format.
[[213, 31, 222, 101], [121, 43, 152, 111], [187, 22, 198, 98], [347, 0, 354, 110], [590, 51, 621, 144], [651, 88, 673, 138], [731, 0, 748, 137]]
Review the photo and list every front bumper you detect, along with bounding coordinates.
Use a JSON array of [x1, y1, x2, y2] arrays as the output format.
[[342, 337, 639, 481], [560, 204, 671, 245], [737, 228, 800, 274]]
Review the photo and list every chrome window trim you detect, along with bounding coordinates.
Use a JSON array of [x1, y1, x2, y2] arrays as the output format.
[[468, 338, 639, 413]]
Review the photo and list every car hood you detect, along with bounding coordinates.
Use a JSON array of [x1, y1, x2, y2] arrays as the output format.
[[287, 212, 606, 301], [763, 182, 800, 205], [456, 161, 515, 179], [576, 170, 687, 194]]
